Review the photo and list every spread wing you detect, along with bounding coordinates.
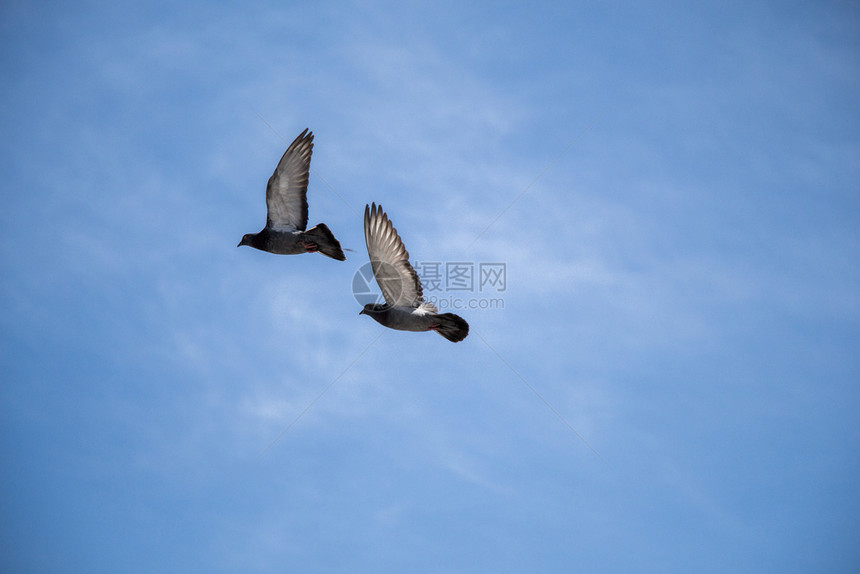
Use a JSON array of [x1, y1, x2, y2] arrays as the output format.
[[364, 203, 425, 308], [265, 129, 313, 232]]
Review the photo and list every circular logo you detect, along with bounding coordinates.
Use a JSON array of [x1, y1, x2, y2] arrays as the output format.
[[352, 261, 404, 307]]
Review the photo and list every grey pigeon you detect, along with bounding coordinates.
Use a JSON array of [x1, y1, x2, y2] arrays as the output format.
[[359, 203, 469, 342], [238, 129, 345, 261]]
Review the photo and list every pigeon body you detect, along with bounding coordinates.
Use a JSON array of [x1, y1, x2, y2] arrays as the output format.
[[238, 129, 345, 261], [359, 203, 469, 342]]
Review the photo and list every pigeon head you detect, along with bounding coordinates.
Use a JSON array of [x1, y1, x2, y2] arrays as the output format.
[[238, 233, 259, 248], [359, 303, 389, 316]]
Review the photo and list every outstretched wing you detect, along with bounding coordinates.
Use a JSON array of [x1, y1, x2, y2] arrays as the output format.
[[364, 203, 425, 308], [265, 129, 313, 232]]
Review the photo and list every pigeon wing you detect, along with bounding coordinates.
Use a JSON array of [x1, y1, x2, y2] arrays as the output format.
[[265, 129, 313, 232], [364, 203, 425, 308]]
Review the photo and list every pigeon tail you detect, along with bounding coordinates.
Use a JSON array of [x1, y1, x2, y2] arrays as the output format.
[[432, 313, 470, 342], [306, 223, 346, 261]]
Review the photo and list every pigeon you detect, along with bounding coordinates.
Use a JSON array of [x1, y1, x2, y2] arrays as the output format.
[[238, 129, 346, 261], [359, 202, 469, 342]]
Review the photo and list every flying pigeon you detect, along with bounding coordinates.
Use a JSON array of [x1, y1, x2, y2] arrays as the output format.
[[238, 129, 346, 261], [359, 202, 469, 342]]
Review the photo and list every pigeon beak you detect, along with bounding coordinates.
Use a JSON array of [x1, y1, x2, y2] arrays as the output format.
[[359, 309, 366, 315]]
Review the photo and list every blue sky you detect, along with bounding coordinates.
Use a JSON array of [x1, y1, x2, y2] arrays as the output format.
[[1, 1, 858, 572]]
